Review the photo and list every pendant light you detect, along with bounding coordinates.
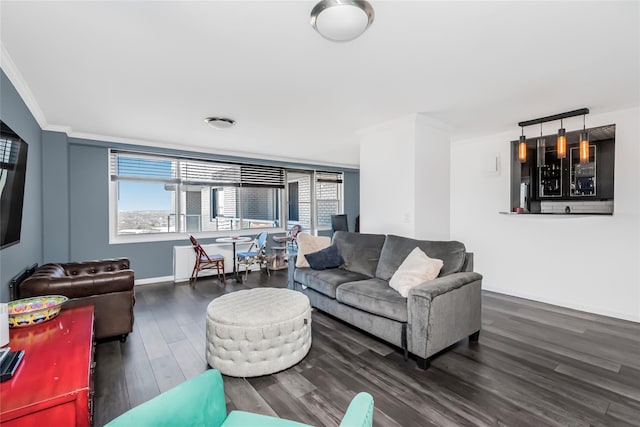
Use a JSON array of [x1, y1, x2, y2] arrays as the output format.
[[518, 127, 527, 163], [536, 123, 546, 167], [557, 119, 567, 159], [579, 114, 590, 163]]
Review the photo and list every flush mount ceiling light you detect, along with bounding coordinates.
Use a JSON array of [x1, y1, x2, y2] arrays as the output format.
[[310, 0, 375, 42], [204, 117, 236, 130]]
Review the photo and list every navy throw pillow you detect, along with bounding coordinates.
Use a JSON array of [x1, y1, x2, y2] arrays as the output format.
[[305, 244, 344, 270]]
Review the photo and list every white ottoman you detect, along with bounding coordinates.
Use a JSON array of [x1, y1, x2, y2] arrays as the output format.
[[206, 288, 312, 377]]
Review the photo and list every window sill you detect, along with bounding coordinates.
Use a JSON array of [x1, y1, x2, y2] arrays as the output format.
[[109, 227, 286, 245]]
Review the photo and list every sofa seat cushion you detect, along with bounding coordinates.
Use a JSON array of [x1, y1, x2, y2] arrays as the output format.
[[336, 278, 408, 322], [293, 268, 370, 299], [376, 235, 467, 281], [333, 231, 386, 278]]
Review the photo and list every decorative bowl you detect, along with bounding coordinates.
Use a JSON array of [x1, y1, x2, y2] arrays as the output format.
[[7, 295, 68, 328]]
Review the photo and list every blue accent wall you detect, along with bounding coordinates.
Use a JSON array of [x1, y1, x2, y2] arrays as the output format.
[[343, 171, 360, 232], [0, 70, 43, 302], [68, 143, 183, 279], [42, 131, 70, 262]]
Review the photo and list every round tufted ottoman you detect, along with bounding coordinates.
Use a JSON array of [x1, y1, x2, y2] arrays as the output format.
[[206, 288, 312, 377]]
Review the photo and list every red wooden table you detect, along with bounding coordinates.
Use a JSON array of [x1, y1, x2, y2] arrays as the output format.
[[0, 305, 95, 427]]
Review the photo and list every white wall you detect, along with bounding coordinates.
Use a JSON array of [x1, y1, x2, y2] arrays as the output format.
[[451, 107, 640, 322], [414, 114, 451, 240], [359, 115, 416, 236], [359, 114, 453, 239]]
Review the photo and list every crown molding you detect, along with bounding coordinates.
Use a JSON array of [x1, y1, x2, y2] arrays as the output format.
[[0, 43, 48, 129], [67, 130, 360, 170], [44, 124, 73, 134]]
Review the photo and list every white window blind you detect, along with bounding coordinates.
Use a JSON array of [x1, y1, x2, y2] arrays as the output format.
[[316, 171, 343, 183], [110, 150, 285, 188]]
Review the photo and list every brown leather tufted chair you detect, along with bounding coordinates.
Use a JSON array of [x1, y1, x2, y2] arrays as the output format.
[[18, 258, 135, 341]]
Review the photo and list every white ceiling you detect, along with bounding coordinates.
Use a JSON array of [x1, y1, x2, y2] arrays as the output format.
[[1, 1, 638, 168]]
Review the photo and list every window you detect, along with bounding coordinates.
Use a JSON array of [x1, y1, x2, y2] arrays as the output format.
[[110, 151, 284, 239]]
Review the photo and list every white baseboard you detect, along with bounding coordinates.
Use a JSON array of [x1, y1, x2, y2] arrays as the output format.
[[485, 286, 640, 323], [134, 276, 174, 286]]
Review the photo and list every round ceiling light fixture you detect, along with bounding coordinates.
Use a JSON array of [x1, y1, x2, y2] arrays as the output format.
[[204, 117, 236, 130], [310, 0, 375, 42]]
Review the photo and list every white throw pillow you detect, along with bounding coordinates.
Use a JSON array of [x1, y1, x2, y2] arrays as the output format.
[[295, 233, 331, 268], [389, 247, 443, 297]]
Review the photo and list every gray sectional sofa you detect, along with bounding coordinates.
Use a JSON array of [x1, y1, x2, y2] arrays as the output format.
[[288, 231, 482, 368]]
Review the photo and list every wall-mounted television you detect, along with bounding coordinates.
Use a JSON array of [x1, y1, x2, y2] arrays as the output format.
[[1, 121, 29, 249]]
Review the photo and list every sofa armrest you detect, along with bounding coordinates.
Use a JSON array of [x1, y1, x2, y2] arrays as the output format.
[[106, 369, 227, 427], [287, 254, 297, 289], [20, 269, 134, 299], [408, 272, 482, 359], [409, 272, 482, 301], [339, 392, 374, 427]]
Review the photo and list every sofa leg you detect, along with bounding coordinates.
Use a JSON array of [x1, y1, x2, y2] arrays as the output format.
[[417, 357, 430, 370], [120, 333, 129, 343], [401, 323, 408, 361], [469, 330, 480, 343]]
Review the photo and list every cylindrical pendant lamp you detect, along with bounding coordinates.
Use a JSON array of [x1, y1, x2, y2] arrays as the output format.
[[518, 127, 527, 163], [579, 115, 589, 163], [557, 119, 567, 159]]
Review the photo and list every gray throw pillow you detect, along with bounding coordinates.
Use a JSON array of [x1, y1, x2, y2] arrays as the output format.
[[305, 244, 344, 270]]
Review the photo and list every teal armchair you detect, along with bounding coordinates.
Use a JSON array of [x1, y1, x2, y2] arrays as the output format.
[[105, 369, 374, 427]]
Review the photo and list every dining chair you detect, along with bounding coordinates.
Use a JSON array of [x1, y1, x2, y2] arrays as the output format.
[[331, 214, 349, 233], [272, 224, 303, 251], [288, 224, 302, 249], [189, 234, 225, 287], [236, 231, 269, 281]]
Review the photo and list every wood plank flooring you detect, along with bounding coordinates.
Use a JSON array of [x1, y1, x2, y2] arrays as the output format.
[[94, 271, 640, 426]]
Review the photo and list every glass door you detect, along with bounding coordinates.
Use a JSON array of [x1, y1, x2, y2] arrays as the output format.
[[286, 171, 313, 231]]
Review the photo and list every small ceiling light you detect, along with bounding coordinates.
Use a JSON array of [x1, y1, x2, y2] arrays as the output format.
[[310, 0, 375, 42], [518, 127, 527, 163], [579, 114, 590, 163], [204, 117, 236, 130], [557, 119, 567, 159]]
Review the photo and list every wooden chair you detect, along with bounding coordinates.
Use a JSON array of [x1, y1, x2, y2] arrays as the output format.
[[189, 235, 225, 287]]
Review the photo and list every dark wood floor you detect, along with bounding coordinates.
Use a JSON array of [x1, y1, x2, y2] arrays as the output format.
[[94, 271, 640, 427]]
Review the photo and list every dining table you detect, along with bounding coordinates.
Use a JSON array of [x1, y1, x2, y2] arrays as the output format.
[[215, 236, 252, 282]]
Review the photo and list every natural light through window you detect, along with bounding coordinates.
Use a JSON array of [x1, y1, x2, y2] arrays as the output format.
[[109, 150, 344, 242]]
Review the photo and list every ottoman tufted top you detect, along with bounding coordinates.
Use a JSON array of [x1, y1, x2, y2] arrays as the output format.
[[207, 288, 310, 327]]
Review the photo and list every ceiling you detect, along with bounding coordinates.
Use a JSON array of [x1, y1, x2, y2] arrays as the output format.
[[1, 1, 638, 168]]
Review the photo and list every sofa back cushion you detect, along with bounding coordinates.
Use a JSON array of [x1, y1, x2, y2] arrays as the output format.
[[333, 231, 386, 278], [296, 233, 331, 268], [375, 235, 466, 281]]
